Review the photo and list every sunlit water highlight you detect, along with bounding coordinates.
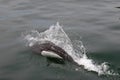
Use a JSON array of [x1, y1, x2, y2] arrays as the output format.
[[23, 22, 118, 76]]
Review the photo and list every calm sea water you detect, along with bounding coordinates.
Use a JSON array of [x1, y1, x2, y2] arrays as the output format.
[[0, 0, 120, 80]]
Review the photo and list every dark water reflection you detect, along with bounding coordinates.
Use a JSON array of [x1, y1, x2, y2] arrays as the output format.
[[0, 0, 120, 80]]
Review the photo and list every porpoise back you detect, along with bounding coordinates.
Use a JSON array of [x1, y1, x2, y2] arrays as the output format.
[[30, 41, 78, 65]]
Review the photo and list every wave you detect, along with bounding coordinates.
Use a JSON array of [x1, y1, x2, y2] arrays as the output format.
[[23, 22, 118, 76]]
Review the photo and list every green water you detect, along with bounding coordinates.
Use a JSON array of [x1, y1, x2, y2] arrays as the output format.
[[0, 0, 120, 80]]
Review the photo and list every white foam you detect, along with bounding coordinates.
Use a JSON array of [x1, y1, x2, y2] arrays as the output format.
[[75, 55, 110, 75], [23, 22, 118, 76]]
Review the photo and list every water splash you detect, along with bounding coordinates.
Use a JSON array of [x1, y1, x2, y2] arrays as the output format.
[[23, 22, 118, 76]]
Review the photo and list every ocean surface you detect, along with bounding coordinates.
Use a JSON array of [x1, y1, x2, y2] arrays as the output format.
[[0, 0, 120, 80]]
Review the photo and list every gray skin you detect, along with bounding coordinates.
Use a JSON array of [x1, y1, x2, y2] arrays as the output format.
[[30, 41, 79, 66]]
